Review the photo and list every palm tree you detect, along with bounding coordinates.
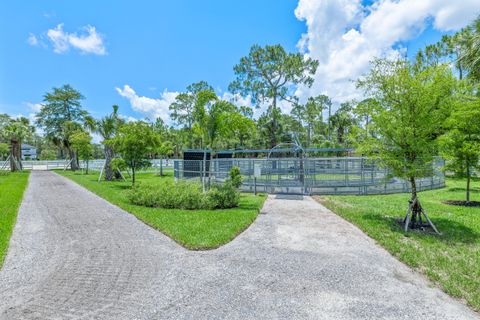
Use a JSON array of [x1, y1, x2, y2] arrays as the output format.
[[460, 17, 480, 81], [1, 117, 34, 171], [192, 90, 236, 149], [85, 105, 124, 180]]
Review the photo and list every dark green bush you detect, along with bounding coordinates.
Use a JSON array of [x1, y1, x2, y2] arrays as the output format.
[[128, 167, 242, 210], [229, 166, 242, 188], [128, 180, 208, 210], [206, 182, 240, 209], [128, 180, 240, 210]]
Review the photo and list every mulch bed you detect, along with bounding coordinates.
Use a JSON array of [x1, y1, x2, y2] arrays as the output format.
[[443, 200, 480, 207]]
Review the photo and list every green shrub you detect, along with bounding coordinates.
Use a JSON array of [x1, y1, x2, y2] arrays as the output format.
[[229, 166, 242, 188], [128, 178, 240, 210], [207, 182, 240, 209], [128, 180, 207, 209], [110, 157, 127, 172]]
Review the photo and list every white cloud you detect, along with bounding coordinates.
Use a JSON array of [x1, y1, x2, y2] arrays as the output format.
[[294, 0, 480, 106], [25, 102, 43, 113], [221, 92, 290, 118], [119, 114, 139, 123], [15, 102, 44, 134], [27, 33, 39, 46], [221, 92, 253, 108], [45, 24, 106, 55], [115, 85, 178, 123]]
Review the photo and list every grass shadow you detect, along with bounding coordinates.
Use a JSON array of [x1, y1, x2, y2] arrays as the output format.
[[446, 187, 480, 193], [361, 213, 479, 244]]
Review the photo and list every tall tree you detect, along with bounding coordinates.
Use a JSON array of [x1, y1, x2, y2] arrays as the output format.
[[169, 81, 213, 148], [192, 90, 237, 149], [222, 112, 256, 149], [356, 58, 456, 232], [292, 95, 330, 146], [329, 102, 357, 146], [36, 84, 88, 170], [229, 44, 318, 147]]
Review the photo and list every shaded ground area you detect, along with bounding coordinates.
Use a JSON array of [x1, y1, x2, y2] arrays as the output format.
[[443, 200, 480, 207], [0, 171, 477, 319]]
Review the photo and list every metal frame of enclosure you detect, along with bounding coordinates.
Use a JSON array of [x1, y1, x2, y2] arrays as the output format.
[[173, 156, 445, 195]]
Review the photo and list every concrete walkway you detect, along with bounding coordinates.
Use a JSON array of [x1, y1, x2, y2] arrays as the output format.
[[0, 171, 477, 320]]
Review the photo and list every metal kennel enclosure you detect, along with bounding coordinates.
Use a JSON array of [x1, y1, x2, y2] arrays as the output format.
[[173, 156, 445, 196]]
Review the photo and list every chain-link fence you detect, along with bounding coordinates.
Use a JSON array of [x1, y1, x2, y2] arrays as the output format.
[[174, 157, 445, 195]]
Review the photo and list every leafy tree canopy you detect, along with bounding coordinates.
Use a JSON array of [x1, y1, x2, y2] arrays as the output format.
[[356, 58, 456, 198], [229, 44, 318, 108]]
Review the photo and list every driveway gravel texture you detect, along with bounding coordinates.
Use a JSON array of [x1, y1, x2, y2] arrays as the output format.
[[0, 171, 477, 320]]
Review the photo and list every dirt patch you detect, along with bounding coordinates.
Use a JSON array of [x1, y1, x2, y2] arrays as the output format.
[[443, 200, 480, 207]]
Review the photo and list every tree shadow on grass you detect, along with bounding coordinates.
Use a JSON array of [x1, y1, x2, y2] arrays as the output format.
[[361, 213, 479, 244], [110, 184, 131, 191], [445, 187, 480, 193]]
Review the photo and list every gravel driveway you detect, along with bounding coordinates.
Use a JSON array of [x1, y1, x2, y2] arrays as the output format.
[[0, 171, 477, 320]]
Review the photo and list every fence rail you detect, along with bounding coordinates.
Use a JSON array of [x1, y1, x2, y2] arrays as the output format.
[[1, 159, 176, 173], [174, 157, 445, 195]]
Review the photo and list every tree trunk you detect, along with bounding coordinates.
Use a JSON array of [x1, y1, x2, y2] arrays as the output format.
[[67, 146, 79, 171], [86, 160, 89, 175], [327, 104, 332, 141], [466, 165, 471, 202], [307, 123, 311, 147], [410, 176, 417, 202], [132, 165, 136, 187], [159, 156, 163, 176], [408, 176, 421, 226], [104, 145, 115, 181], [9, 139, 22, 172]]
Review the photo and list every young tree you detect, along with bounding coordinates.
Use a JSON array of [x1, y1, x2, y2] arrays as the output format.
[[85, 105, 125, 180], [356, 58, 456, 232], [36, 84, 88, 170], [438, 94, 480, 202], [157, 141, 174, 176], [70, 130, 93, 174], [109, 121, 160, 186], [229, 44, 318, 147], [39, 149, 57, 160]]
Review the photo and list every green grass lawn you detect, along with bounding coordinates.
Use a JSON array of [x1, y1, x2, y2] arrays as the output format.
[[0, 171, 30, 267], [58, 170, 267, 250], [317, 177, 480, 311]]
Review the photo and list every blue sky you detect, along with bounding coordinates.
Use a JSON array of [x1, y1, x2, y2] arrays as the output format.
[[1, 0, 478, 123]]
